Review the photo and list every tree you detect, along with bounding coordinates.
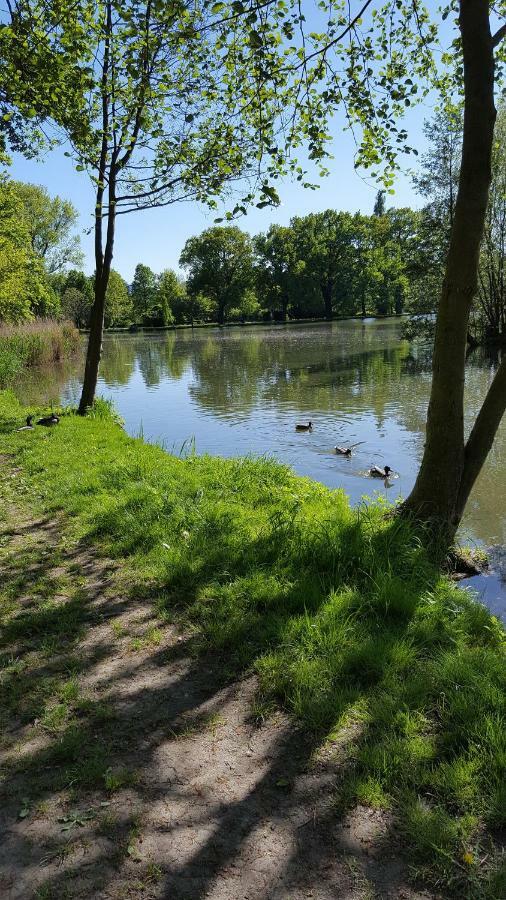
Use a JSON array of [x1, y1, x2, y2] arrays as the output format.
[[57, 270, 93, 328], [254, 225, 298, 321], [61, 287, 91, 328], [104, 269, 131, 328], [10, 181, 82, 274], [0, 178, 54, 322], [373, 190, 386, 216], [229, 288, 261, 322], [413, 109, 462, 243], [476, 103, 506, 343], [172, 290, 216, 326], [180, 227, 254, 325], [131, 264, 158, 325], [404, 109, 463, 338], [401, 3, 506, 541], [3, 0, 309, 413], [155, 270, 182, 326], [290, 211, 358, 320]]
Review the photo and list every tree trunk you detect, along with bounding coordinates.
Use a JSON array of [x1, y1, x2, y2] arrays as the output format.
[[78, 278, 107, 413], [321, 281, 333, 320], [78, 174, 116, 414], [78, 0, 115, 416], [401, 0, 497, 542]]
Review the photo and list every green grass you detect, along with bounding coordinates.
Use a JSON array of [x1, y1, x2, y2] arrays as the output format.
[[0, 388, 505, 897], [0, 319, 80, 387]]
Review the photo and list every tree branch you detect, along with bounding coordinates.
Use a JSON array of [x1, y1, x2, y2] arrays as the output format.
[[456, 354, 506, 518], [291, 0, 376, 70], [492, 23, 506, 47]]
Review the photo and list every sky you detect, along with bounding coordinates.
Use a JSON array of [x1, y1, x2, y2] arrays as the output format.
[[9, 73, 435, 284]]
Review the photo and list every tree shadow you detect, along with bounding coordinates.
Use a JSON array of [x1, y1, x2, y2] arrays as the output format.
[[1, 502, 504, 899]]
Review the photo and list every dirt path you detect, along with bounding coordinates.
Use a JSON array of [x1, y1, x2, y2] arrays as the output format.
[[0, 497, 434, 899]]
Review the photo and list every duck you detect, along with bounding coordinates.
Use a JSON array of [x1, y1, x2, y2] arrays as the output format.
[[369, 465, 392, 478], [295, 421, 313, 432], [37, 413, 60, 427], [17, 414, 34, 431], [334, 440, 365, 457]]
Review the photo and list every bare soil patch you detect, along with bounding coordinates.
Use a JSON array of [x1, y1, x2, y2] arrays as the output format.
[[0, 500, 435, 899]]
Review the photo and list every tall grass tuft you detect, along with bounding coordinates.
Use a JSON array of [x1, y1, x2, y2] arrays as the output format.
[[0, 319, 80, 387]]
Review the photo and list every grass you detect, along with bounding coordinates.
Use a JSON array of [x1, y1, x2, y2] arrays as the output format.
[[0, 387, 505, 897], [0, 319, 80, 387]]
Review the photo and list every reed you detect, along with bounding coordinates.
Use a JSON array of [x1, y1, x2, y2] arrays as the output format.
[[0, 319, 80, 386]]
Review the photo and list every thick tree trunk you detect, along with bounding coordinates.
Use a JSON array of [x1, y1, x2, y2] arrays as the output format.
[[401, 0, 497, 542]]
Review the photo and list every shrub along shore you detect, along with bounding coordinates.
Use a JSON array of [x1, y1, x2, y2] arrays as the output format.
[[0, 319, 80, 388], [0, 390, 504, 897]]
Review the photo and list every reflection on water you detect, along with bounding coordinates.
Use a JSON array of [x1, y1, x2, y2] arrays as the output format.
[[13, 320, 506, 618]]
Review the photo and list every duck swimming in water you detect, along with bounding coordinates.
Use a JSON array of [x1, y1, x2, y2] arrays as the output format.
[[17, 415, 34, 431], [295, 421, 313, 432], [334, 440, 365, 457], [369, 465, 392, 478], [37, 413, 60, 427]]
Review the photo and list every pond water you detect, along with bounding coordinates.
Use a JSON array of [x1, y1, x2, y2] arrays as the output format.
[[13, 319, 506, 620]]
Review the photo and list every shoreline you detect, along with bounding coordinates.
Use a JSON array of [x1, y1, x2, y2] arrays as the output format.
[[81, 312, 406, 335]]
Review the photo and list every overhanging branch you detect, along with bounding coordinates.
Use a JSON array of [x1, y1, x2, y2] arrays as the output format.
[[492, 22, 506, 47]]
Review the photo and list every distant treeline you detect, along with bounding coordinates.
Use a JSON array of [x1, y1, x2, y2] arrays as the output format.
[[53, 199, 434, 329], [2, 102, 505, 343]]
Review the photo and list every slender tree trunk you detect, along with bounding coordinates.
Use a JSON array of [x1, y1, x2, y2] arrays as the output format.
[[78, 0, 114, 415], [78, 170, 117, 414], [321, 281, 333, 320], [401, 0, 498, 542], [78, 210, 116, 414]]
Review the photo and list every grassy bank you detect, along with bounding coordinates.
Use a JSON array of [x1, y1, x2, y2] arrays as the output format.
[[0, 319, 80, 387], [0, 390, 505, 897]]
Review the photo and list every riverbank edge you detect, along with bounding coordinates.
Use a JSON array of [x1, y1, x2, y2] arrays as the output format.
[[0, 390, 505, 898], [82, 312, 405, 335]]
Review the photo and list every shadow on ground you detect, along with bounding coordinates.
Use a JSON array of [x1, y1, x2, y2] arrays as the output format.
[[0, 496, 443, 900]]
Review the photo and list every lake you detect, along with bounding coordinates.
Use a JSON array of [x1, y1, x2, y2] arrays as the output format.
[[13, 319, 506, 619]]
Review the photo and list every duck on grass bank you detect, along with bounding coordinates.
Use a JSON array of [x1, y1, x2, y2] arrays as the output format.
[[37, 413, 60, 427], [369, 465, 392, 478], [17, 415, 34, 431], [295, 421, 313, 432]]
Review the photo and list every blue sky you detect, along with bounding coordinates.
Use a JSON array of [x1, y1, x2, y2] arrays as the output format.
[[9, 92, 433, 284]]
